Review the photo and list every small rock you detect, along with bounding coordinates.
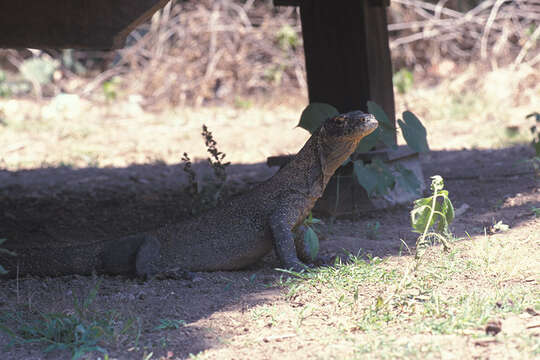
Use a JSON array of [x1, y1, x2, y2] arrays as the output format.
[[485, 319, 502, 336], [525, 307, 539, 316]]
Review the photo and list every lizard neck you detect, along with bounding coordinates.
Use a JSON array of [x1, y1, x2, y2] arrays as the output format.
[[278, 131, 359, 200]]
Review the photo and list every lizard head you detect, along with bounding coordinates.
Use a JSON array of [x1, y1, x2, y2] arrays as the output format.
[[316, 110, 378, 185], [319, 110, 378, 141]]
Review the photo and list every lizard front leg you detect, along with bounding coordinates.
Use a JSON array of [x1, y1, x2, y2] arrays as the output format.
[[269, 210, 307, 272]]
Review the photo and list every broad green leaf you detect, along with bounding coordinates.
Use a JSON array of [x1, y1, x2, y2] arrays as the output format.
[[433, 201, 449, 234], [303, 226, 320, 261], [370, 159, 396, 196], [379, 126, 398, 150], [367, 101, 393, 127], [411, 202, 433, 233], [353, 159, 395, 196], [297, 103, 339, 133], [367, 101, 397, 149], [399, 111, 429, 153], [355, 127, 381, 153], [393, 68, 414, 94], [413, 197, 431, 207], [353, 160, 378, 195], [442, 196, 455, 224], [395, 164, 421, 196]]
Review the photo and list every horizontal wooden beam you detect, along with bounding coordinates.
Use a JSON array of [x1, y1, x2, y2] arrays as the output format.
[[0, 0, 170, 49]]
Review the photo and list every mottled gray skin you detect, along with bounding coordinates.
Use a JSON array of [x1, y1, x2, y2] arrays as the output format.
[[2, 111, 378, 277]]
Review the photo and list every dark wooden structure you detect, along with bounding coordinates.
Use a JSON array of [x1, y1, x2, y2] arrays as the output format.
[[0, 0, 395, 125], [0, 0, 169, 49], [276, 0, 395, 126]]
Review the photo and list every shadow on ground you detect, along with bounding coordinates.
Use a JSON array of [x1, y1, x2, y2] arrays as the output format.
[[0, 145, 538, 358]]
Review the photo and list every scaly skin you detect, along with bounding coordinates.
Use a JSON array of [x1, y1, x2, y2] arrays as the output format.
[[1, 111, 378, 277]]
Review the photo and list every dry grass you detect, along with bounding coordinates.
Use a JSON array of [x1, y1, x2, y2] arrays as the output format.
[[1, 61, 538, 171], [192, 223, 539, 359], [1, 0, 537, 106], [395, 63, 540, 150], [388, 0, 539, 69], [0, 98, 309, 170]]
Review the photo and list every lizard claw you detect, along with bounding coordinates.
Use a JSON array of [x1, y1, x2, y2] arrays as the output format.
[[282, 260, 310, 273]]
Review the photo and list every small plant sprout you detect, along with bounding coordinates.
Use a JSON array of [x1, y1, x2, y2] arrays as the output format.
[[182, 125, 230, 215], [202, 125, 230, 188], [410, 175, 455, 259]]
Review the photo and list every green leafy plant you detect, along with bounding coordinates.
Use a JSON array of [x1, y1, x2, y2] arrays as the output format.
[[102, 77, 121, 102], [276, 25, 299, 51], [19, 57, 58, 85], [393, 68, 414, 94], [297, 101, 429, 197], [263, 65, 284, 85], [0, 70, 12, 98], [300, 212, 322, 262], [234, 97, 252, 109], [0, 282, 136, 360], [0, 238, 17, 275], [410, 175, 454, 259], [182, 125, 230, 215]]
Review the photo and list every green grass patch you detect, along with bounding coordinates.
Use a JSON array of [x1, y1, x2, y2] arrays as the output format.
[[279, 230, 538, 358], [278, 254, 400, 300], [0, 281, 140, 360]]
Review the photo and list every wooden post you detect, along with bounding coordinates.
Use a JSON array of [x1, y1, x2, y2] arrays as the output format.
[[299, 0, 395, 128]]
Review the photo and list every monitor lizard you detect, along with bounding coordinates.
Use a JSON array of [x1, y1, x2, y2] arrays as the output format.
[[1, 110, 378, 278]]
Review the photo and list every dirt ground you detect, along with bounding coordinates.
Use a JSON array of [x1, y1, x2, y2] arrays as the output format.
[[0, 66, 539, 359], [0, 142, 538, 359]]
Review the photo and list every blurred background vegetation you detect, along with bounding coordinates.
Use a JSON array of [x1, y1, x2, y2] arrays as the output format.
[[0, 0, 537, 107]]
